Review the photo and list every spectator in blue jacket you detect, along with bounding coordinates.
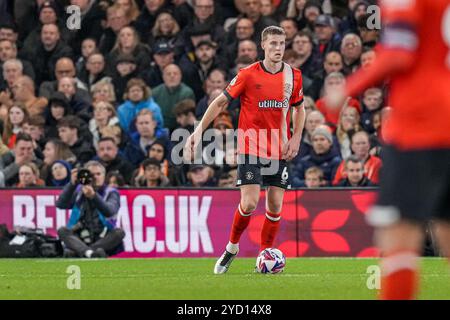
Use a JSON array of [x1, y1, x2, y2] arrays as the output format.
[[292, 125, 341, 187], [56, 160, 125, 258], [117, 78, 164, 135], [126, 109, 169, 166]]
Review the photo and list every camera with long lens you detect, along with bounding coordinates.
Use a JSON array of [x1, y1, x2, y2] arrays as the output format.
[[77, 169, 93, 185]]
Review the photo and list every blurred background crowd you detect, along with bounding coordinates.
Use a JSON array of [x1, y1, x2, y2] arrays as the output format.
[[0, 0, 385, 189]]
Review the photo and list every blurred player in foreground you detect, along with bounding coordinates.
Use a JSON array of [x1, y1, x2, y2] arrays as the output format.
[[185, 26, 305, 274], [326, 0, 450, 299]]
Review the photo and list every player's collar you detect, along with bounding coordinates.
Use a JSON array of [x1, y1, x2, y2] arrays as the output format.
[[260, 61, 284, 74]]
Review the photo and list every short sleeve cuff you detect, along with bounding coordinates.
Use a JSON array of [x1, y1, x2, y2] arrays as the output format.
[[223, 90, 233, 102]]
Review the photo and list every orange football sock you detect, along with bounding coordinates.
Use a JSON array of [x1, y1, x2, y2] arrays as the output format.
[[260, 211, 281, 252], [229, 204, 253, 244], [380, 251, 419, 300]]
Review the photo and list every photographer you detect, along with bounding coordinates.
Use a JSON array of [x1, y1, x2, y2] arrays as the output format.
[[56, 160, 125, 258]]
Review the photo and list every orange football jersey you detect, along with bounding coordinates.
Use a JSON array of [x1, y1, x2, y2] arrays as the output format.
[[224, 61, 304, 159], [346, 0, 450, 150]]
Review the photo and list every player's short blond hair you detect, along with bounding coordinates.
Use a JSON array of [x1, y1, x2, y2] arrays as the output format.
[[261, 26, 286, 42]]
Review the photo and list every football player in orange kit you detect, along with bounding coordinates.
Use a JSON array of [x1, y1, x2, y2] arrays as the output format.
[[185, 26, 305, 274], [326, 0, 450, 300]]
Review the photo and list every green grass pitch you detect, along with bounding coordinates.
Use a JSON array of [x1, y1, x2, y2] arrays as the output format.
[[0, 258, 449, 300]]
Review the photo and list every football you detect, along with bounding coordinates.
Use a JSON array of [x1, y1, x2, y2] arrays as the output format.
[[255, 248, 286, 274]]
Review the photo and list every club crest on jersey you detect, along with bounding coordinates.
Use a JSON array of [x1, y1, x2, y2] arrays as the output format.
[[258, 98, 289, 109]]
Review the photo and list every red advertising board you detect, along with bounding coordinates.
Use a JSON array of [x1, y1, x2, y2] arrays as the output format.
[[0, 189, 378, 257]]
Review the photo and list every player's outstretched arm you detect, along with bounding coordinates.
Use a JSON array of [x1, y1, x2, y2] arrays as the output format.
[[184, 93, 229, 161]]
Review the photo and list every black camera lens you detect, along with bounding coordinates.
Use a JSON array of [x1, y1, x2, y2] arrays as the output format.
[[77, 169, 93, 185]]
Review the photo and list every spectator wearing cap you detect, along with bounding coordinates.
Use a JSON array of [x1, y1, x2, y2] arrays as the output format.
[[0, 39, 35, 81], [21, 1, 71, 58], [67, 0, 105, 57], [186, 164, 217, 187], [140, 39, 175, 89], [173, 99, 196, 133], [99, 5, 130, 55], [94, 136, 134, 184], [46, 160, 72, 187], [179, 39, 227, 101], [0, 132, 42, 187], [291, 125, 341, 187], [39, 57, 91, 106], [117, 78, 164, 135], [44, 92, 72, 139], [106, 26, 152, 76], [57, 115, 95, 165], [111, 53, 139, 104], [20, 23, 73, 87], [297, 108, 341, 159], [335, 155, 376, 187], [314, 14, 341, 61], [134, 0, 173, 41], [340, 33, 362, 75], [332, 130, 382, 185], [133, 157, 171, 187], [152, 64, 195, 133], [11, 76, 47, 116]]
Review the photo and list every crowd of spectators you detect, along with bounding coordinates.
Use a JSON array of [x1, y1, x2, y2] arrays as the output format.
[[0, 0, 384, 189]]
